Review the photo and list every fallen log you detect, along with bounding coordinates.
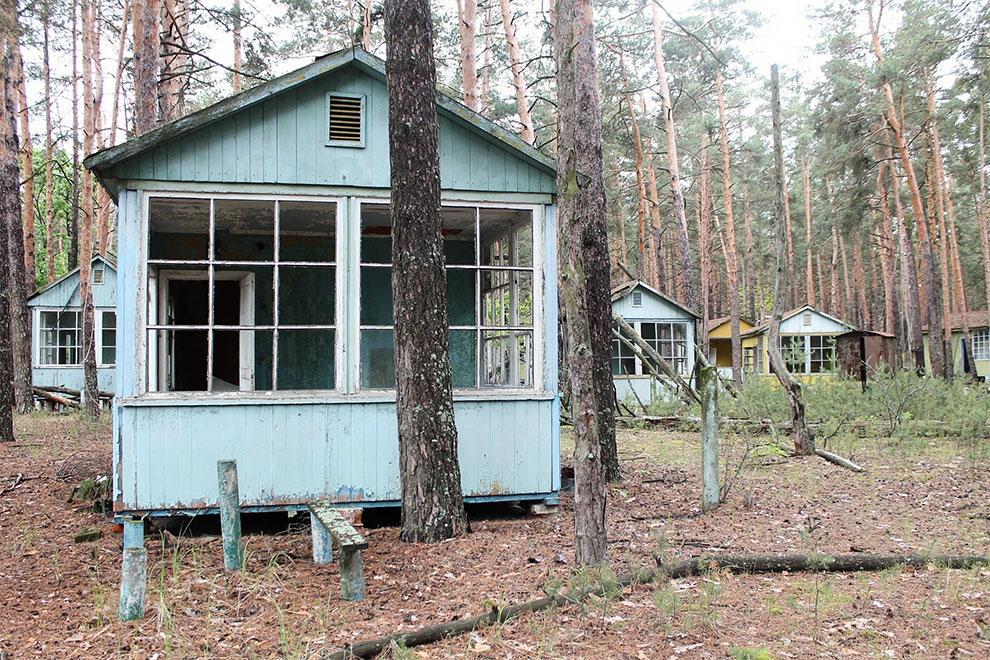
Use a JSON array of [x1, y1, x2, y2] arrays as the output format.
[[33, 387, 80, 409], [815, 448, 864, 473], [325, 553, 987, 658]]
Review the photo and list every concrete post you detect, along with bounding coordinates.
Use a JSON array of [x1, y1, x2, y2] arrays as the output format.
[[339, 548, 366, 601], [700, 366, 721, 512], [217, 460, 244, 570], [119, 517, 147, 621], [311, 513, 333, 564]]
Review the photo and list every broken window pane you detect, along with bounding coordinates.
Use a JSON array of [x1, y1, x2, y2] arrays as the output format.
[[211, 329, 273, 391], [481, 330, 533, 387], [212, 266, 274, 327], [360, 329, 395, 389], [159, 276, 209, 327], [214, 199, 275, 261], [479, 208, 533, 267], [361, 203, 392, 264], [446, 269, 475, 326], [148, 329, 209, 392], [149, 197, 210, 261], [279, 266, 335, 325], [39, 311, 81, 366], [442, 206, 477, 265], [277, 329, 334, 390], [481, 270, 533, 327], [279, 200, 336, 262]]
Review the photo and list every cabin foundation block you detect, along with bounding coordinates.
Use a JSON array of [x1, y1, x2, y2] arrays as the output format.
[[119, 517, 147, 621]]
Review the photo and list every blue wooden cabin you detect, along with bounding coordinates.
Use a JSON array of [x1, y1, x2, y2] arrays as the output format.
[[27, 255, 117, 393], [611, 280, 700, 404], [84, 47, 560, 517]]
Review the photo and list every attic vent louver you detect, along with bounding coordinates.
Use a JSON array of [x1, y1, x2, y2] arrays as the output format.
[[327, 93, 364, 147], [632, 291, 643, 307]]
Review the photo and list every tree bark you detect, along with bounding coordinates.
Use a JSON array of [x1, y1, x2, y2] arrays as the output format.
[[0, 43, 14, 441], [890, 153, 925, 372], [455, 0, 478, 111], [715, 70, 742, 388], [161, 0, 188, 122], [92, 0, 112, 256], [1, 22, 30, 416], [783, 179, 798, 309], [615, 49, 649, 282], [742, 187, 757, 321], [69, 0, 80, 270], [769, 65, 813, 456], [499, 0, 535, 144], [11, 20, 33, 290], [651, 6, 696, 310], [803, 160, 814, 306], [232, 0, 243, 93], [555, 0, 610, 563], [383, 0, 467, 543], [80, 0, 100, 417], [43, 19, 56, 284], [852, 236, 870, 328], [979, 95, 990, 337], [132, 0, 160, 134], [867, 5, 945, 378], [876, 157, 898, 335], [698, 134, 712, 355]]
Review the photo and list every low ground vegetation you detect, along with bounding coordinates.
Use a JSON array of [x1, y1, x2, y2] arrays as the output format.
[[0, 403, 988, 657]]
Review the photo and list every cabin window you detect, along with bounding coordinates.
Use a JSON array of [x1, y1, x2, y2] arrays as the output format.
[[611, 331, 636, 376], [632, 291, 643, 307], [326, 93, 365, 147], [743, 346, 756, 373], [359, 202, 536, 389], [640, 322, 688, 376], [146, 196, 337, 393], [38, 311, 81, 366], [972, 329, 989, 361], [809, 335, 836, 373], [781, 335, 806, 374], [92, 265, 105, 285], [100, 311, 116, 366], [802, 312, 812, 326]]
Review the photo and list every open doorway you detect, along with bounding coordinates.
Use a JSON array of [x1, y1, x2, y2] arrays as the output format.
[[154, 272, 255, 392]]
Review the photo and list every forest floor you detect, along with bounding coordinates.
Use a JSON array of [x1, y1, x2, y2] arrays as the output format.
[[0, 412, 988, 658]]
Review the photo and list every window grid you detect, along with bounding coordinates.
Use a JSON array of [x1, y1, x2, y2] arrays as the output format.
[[972, 329, 989, 361], [146, 196, 337, 393], [809, 335, 835, 373], [39, 311, 81, 366], [100, 311, 117, 366]]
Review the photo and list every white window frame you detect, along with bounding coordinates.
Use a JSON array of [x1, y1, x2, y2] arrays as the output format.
[[353, 196, 544, 393], [139, 191, 345, 396], [97, 309, 117, 367], [971, 328, 990, 361]]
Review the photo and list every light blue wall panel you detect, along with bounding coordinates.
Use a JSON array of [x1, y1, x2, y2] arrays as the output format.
[[117, 398, 555, 512], [32, 367, 114, 392], [106, 65, 555, 194]]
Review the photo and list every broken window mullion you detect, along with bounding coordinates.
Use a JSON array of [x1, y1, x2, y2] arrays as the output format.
[[273, 200, 281, 391]]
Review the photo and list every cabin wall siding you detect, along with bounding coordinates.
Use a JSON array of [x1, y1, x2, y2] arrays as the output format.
[[106, 67, 554, 195], [779, 311, 849, 335], [117, 398, 555, 511], [28, 260, 118, 309], [613, 287, 696, 322]]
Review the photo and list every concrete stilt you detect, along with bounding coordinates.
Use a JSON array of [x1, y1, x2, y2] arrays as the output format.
[[119, 517, 147, 621], [217, 460, 244, 570], [340, 547, 366, 601], [311, 513, 333, 565]]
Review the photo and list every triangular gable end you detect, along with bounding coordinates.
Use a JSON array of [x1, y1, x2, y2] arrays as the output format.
[[85, 48, 555, 199], [612, 280, 701, 319]]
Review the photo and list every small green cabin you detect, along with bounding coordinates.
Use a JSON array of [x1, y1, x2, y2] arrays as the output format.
[[85, 47, 560, 516], [27, 255, 118, 394]]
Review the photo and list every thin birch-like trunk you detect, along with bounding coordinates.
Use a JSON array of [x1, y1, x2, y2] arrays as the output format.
[[698, 136, 713, 337], [743, 187, 757, 321], [11, 25, 33, 288], [783, 180, 798, 308], [769, 65, 813, 455], [803, 160, 814, 306], [499, 0, 535, 144], [233, 0, 243, 93], [891, 152, 924, 372], [651, 6, 696, 309], [43, 19, 56, 283], [616, 50, 648, 281], [80, 0, 100, 416]]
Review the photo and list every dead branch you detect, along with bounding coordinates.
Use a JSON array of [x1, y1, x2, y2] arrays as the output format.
[[326, 553, 988, 658], [815, 448, 865, 473]]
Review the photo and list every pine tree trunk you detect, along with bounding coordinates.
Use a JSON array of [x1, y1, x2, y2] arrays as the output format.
[[616, 50, 649, 282], [133, 0, 160, 134], [0, 40, 14, 440], [868, 7, 946, 378], [803, 160, 814, 306], [852, 237, 870, 329], [383, 0, 467, 543], [69, 0, 80, 270], [80, 0, 100, 417], [840, 234, 853, 322], [1, 32, 31, 415], [783, 180, 798, 309], [769, 65, 813, 455], [555, 0, 609, 562], [92, 0, 112, 256], [480, 4, 492, 113], [891, 156, 925, 372], [11, 27, 33, 290], [499, 0, 535, 144], [698, 134, 713, 342], [876, 158, 898, 335], [651, 6, 697, 310], [716, 71, 742, 387], [979, 95, 990, 333], [233, 0, 243, 93], [161, 0, 188, 122], [43, 19, 56, 284], [455, 0, 478, 111]]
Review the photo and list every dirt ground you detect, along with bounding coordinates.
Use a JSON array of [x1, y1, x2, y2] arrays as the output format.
[[0, 412, 988, 658]]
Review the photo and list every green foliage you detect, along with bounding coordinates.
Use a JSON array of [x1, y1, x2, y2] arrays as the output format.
[[731, 647, 773, 660]]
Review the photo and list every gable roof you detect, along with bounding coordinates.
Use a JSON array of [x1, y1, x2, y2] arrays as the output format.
[[706, 315, 756, 331], [610, 279, 701, 319], [84, 47, 555, 192], [922, 311, 990, 333], [743, 304, 854, 337], [27, 254, 117, 303]]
